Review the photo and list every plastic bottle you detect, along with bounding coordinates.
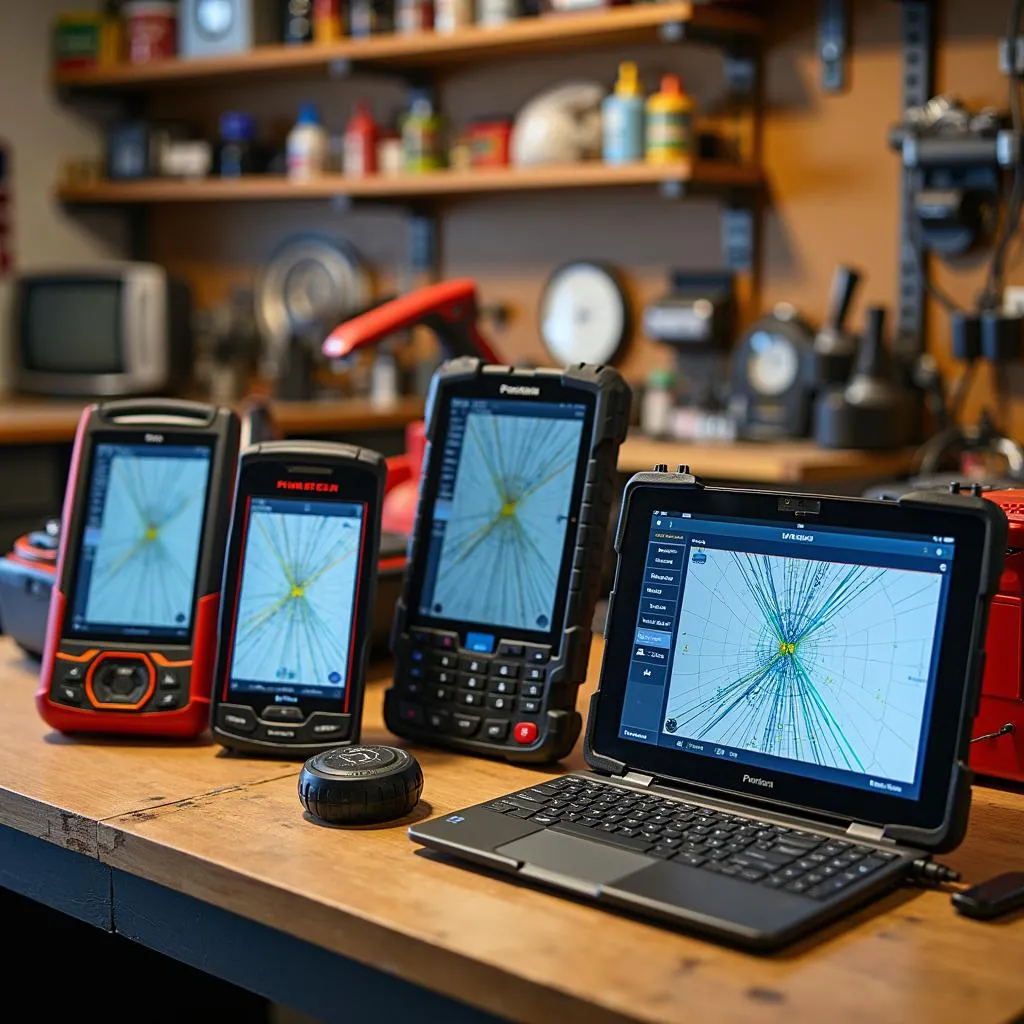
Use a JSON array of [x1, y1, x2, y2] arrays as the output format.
[[645, 75, 694, 165], [313, 0, 343, 42], [602, 61, 645, 165], [287, 102, 328, 181], [401, 94, 444, 173], [435, 0, 473, 32], [344, 101, 378, 177], [640, 368, 675, 437], [218, 112, 256, 178]]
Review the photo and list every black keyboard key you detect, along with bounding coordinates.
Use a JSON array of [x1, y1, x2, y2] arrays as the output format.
[[519, 698, 541, 714], [460, 657, 489, 674], [662, 827, 686, 839], [515, 789, 551, 805], [433, 653, 457, 670], [719, 865, 740, 877], [740, 847, 796, 869], [431, 670, 456, 686], [524, 666, 545, 682], [426, 709, 450, 731], [674, 852, 708, 867], [552, 822, 654, 853], [525, 646, 550, 664], [487, 800, 519, 813], [804, 872, 827, 886], [853, 856, 888, 876], [647, 815, 671, 825], [819, 842, 850, 858], [522, 683, 543, 699], [739, 868, 767, 882], [649, 846, 678, 859], [460, 691, 484, 707], [432, 685, 454, 702], [807, 877, 854, 900], [497, 642, 523, 657], [530, 814, 560, 826], [703, 860, 725, 873], [452, 714, 480, 737], [483, 719, 508, 740], [618, 827, 642, 838], [761, 875, 787, 889], [460, 673, 487, 691], [598, 822, 620, 833], [489, 679, 517, 696], [508, 807, 536, 819], [486, 694, 514, 713], [784, 880, 810, 894], [493, 661, 520, 679], [774, 843, 813, 859]]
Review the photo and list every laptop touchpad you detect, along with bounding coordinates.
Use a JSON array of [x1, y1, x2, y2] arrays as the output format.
[[496, 831, 651, 888]]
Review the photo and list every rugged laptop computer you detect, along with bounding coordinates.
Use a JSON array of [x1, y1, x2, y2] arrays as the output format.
[[409, 469, 1006, 950]]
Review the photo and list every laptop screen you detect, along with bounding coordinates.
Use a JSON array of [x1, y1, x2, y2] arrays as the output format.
[[617, 510, 955, 802]]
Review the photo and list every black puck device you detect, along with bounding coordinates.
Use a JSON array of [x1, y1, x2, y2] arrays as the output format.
[[211, 440, 385, 757], [385, 358, 632, 763], [298, 745, 423, 824]]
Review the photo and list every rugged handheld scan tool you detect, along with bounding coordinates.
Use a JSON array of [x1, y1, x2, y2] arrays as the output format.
[[211, 441, 385, 757], [36, 399, 240, 737], [385, 358, 631, 762]]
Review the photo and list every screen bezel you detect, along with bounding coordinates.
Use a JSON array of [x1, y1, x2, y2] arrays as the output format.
[[404, 376, 597, 651], [589, 483, 988, 834], [19, 278, 126, 375], [217, 455, 380, 716], [62, 429, 217, 644]]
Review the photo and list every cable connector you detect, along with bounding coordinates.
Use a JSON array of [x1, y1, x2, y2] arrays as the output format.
[[908, 858, 961, 887]]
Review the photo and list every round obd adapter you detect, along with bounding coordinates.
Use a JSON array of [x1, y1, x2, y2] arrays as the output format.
[[298, 745, 423, 825]]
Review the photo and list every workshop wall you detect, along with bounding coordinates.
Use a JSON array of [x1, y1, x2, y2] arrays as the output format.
[[14, 0, 1022, 431], [0, 0, 125, 389]]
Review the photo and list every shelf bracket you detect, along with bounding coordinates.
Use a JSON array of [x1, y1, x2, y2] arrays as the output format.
[[819, 0, 850, 92], [895, 0, 935, 361], [722, 204, 755, 273]]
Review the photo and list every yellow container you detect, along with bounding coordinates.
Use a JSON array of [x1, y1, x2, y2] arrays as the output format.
[[645, 75, 694, 165]]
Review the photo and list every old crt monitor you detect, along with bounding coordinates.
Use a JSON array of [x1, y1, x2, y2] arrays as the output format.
[[11, 264, 191, 396]]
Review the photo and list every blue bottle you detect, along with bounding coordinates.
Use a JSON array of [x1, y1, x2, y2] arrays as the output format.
[[602, 62, 645, 165]]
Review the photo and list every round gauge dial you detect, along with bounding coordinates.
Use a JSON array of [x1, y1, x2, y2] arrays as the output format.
[[539, 262, 630, 366], [196, 0, 235, 37], [745, 330, 801, 397]]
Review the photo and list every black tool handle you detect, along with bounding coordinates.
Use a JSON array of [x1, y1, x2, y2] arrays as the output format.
[[826, 265, 862, 331], [857, 305, 888, 378]]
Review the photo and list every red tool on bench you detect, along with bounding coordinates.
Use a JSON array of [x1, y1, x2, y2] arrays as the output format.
[[324, 278, 501, 537]]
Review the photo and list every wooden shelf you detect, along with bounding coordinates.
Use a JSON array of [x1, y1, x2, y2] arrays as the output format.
[[53, 4, 762, 91], [617, 434, 917, 484], [57, 161, 761, 206], [0, 397, 424, 446]]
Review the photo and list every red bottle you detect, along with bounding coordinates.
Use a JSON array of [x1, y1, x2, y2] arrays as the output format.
[[344, 101, 378, 177]]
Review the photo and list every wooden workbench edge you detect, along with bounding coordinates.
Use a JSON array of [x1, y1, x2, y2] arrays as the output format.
[[95, 810, 630, 1024]]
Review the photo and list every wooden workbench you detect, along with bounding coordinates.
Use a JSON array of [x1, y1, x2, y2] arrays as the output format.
[[1, 639, 1022, 1024], [616, 434, 917, 484], [0, 397, 425, 446]]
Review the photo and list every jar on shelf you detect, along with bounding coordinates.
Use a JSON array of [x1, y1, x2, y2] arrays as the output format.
[[218, 112, 257, 178]]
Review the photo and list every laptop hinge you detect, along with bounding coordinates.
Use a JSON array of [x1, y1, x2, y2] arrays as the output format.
[[846, 822, 891, 844], [623, 771, 654, 787]]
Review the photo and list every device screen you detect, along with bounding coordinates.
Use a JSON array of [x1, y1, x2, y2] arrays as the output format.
[[69, 441, 213, 640], [617, 511, 955, 801], [23, 282, 124, 374], [226, 495, 366, 703], [416, 396, 587, 644]]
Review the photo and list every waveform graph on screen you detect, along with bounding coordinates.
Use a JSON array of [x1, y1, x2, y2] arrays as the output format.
[[663, 549, 944, 783], [231, 507, 362, 688], [429, 411, 584, 631], [84, 452, 209, 629]]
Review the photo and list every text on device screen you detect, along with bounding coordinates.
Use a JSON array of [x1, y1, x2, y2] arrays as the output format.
[[618, 512, 955, 801], [418, 396, 586, 635], [25, 283, 124, 374], [228, 496, 365, 701], [70, 442, 212, 640]]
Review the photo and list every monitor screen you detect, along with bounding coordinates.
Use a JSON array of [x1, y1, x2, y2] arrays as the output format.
[[227, 496, 365, 702], [22, 281, 124, 374], [69, 442, 213, 640], [617, 511, 955, 801], [416, 396, 586, 639]]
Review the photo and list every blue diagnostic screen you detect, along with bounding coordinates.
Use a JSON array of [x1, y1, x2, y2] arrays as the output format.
[[618, 512, 955, 801]]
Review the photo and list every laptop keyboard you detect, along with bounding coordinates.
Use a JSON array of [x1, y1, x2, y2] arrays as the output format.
[[486, 777, 902, 900]]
